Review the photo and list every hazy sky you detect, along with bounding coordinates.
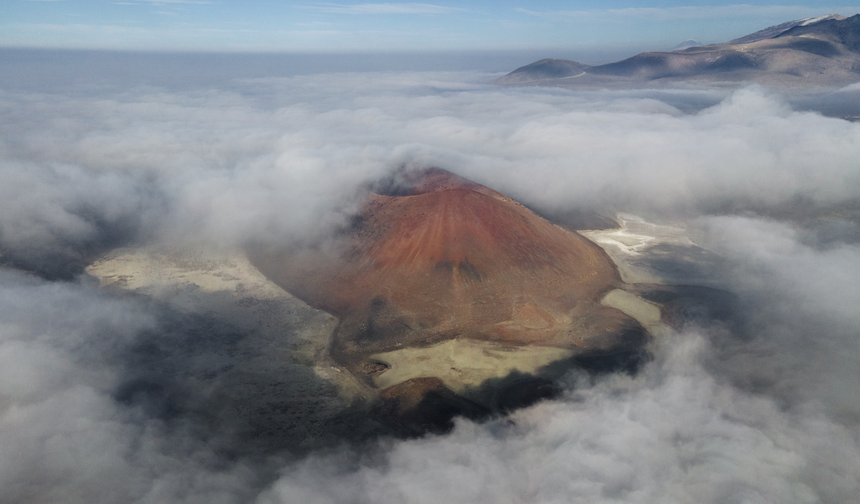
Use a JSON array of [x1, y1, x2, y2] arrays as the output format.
[[3, 1, 860, 53]]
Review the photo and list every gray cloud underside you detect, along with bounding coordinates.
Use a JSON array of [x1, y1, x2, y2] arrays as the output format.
[[1, 64, 859, 503]]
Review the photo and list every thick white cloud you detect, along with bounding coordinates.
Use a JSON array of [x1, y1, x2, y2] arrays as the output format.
[[1, 66, 859, 502], [260, 332, 860, 504], [3, 76, 859, 262]]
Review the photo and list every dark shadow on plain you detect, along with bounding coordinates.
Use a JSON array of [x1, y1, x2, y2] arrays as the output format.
[[112, 298, 389, 460]]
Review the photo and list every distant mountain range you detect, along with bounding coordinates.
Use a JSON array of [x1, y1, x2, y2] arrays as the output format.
[[497, 14, 860, 88], [671, 39, 703, 51]]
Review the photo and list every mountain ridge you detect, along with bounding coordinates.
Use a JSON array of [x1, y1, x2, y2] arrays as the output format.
[[497, 14, 860, 88]]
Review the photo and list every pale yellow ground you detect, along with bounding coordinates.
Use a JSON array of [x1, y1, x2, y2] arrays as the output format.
[[370, 339, 576, 393], [369, 287, 668, 392], [87, 248, 286, 300], [85, 227, 674, 397], [581, 213, 695, 284], [601, 289, 663, 332], [85, 248, 371, 401]]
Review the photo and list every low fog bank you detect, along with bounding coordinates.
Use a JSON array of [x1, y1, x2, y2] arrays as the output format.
[[0, 49, 641, 95], [2, 69, 859, 279], [0, 271, 262, 504], [262, 334, 860, 504], [1, 63, 859, 502]]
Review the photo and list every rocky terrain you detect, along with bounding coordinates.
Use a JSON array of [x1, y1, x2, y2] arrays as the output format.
[[84, 169, 684, 438], [249, 168, 662, 431], [497, 14, 860, 88]]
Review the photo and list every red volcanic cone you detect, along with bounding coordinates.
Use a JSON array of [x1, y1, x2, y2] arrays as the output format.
[[250, 168, 644, 378]]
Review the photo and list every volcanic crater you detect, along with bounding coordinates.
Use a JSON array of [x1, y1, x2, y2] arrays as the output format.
[[249, 168, 655, 431]]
